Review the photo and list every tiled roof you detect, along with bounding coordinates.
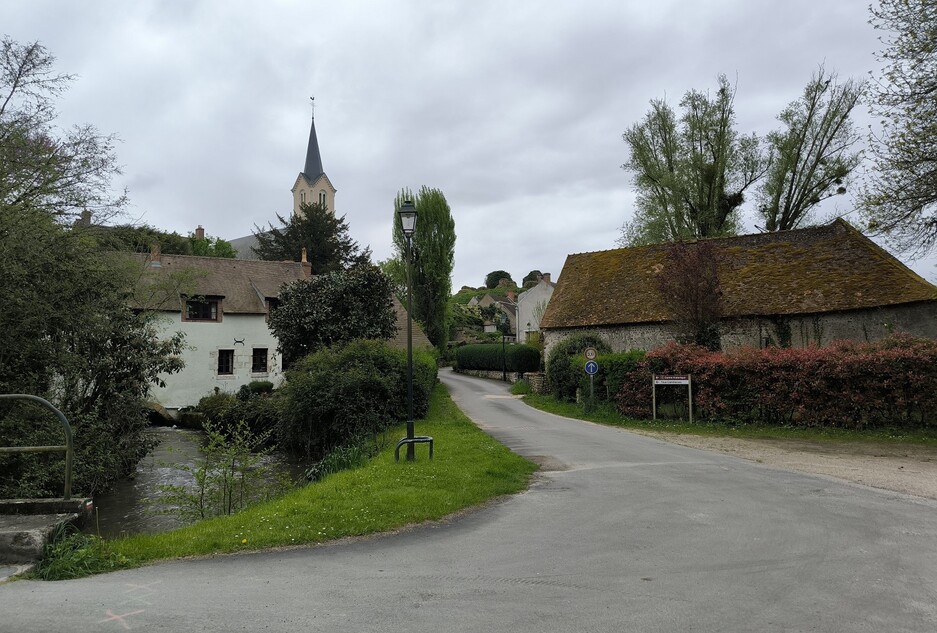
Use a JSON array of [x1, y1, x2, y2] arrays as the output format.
[[388, 296, 433, 350], [540, 219, 937, 329], [127, 253, 309, 314]]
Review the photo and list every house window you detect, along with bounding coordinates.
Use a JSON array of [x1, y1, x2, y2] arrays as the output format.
[[252, 348, 268, 373], [185, 299, 219, 321], [217, 349, 234, 375]]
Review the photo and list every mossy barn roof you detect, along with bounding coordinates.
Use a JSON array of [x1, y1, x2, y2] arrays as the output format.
[[540, 219, 937, 330]]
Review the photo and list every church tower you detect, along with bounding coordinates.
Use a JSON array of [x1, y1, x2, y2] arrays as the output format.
[[290, 103, 336, 217]]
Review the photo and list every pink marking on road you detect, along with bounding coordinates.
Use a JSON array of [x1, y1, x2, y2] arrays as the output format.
[[99, 609, 145, 630]]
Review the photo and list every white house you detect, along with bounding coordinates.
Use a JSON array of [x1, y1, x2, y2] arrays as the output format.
[[516, 273, 555, 342], [130, 249, 311, 412]]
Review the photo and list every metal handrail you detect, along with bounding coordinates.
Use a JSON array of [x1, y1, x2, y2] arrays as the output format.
[[0, 394, 74, 500]]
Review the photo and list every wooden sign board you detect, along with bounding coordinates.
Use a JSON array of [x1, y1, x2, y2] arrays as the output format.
[[651, 374, 693, 423]]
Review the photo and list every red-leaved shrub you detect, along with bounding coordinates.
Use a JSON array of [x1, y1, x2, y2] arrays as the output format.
[[615, 334, 937, 428]]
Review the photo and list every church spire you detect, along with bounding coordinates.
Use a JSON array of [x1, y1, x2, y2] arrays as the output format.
[[302, 97, 324, 181]]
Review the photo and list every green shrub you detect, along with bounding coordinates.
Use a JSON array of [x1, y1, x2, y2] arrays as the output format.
[[194, 390, 237, 424], [278, 339, 438, 460], [34, 524, 129, 580], [455, 343, 541, 373], [194, 389, 281, 440], [248, 380, 275, 395], [546, 333, 611, 401], [510, 379, 532, 395], [578, 350, 647, 402], [304, 434, 387, 482]]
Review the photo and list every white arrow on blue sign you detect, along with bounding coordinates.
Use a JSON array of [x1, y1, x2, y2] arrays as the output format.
[[584, 360, 599, 375]]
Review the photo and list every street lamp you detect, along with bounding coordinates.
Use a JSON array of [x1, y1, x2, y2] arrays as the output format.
[[500, 312, 508, 381], [398, 200, 417, 461]]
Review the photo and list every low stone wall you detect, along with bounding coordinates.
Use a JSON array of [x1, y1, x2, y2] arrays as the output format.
[[455, 369, 522, 384], [524, 372, 548, 394]]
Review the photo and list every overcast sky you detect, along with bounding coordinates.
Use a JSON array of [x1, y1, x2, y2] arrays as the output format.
[[4, 1, 935, 287]]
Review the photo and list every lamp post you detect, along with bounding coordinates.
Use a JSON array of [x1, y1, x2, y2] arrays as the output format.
[[398, 200, 418, 461], [500, 312, 508, 381]]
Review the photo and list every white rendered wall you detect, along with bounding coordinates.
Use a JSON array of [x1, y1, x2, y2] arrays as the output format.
[[150, 312, 284, 411], [517, 281, 555, 341]]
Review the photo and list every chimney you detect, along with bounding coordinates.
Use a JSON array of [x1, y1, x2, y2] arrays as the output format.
[[301, 247, 308, 263], [195, 225, 205, 240], [79, 210, 92, 227], [507, 290, 516, 302], [149, 243, 162, 268], [300, 247, 312, 277], [542, 272, 551, 283]]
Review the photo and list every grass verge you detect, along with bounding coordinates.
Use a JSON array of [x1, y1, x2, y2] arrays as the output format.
[[523, 394, 937, 446], [95, 383, 536, 568]]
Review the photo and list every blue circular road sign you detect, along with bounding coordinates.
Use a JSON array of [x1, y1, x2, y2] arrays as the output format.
[[584, 360, 599, 375]]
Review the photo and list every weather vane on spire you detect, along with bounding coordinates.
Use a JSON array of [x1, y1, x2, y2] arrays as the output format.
[[310, 96, 315, 117]]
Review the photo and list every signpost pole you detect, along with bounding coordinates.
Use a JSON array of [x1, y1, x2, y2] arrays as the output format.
[[688, 375, 693, 424], [652, 374, 656, 421]]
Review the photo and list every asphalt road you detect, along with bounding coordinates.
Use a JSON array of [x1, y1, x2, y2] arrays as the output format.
[[2, 369, 936, 632]]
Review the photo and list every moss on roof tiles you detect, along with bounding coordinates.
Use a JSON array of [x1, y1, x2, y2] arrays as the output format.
[[541, 219, 937, 329], [127, 253, 308, 314]]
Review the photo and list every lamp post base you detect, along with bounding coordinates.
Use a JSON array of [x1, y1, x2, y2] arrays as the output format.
[[394, 436, 434, 462]]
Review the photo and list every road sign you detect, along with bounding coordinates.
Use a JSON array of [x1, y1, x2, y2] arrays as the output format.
[[584, 347, 598, 361], [584, 360, 599, 375], [654, 375, 690, 385]]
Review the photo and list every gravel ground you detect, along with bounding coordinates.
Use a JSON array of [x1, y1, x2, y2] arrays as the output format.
[[631, 430, 937, 500]]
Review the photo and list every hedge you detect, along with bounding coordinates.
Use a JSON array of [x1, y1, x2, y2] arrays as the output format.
[[455, 344, 540, 373], [278, 339, 438, 459], [578, 350, 646, 402], [546, 333, 611, 401], [615, 334, 937, 429]]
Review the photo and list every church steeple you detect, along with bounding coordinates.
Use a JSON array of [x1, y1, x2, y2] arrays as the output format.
[[291, 98, 337, 217], [302, 101, 324, 181]]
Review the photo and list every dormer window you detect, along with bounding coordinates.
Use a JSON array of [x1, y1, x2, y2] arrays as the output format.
[[184, 298, 221, 322]]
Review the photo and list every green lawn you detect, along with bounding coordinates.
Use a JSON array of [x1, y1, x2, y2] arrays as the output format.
[[522, 394, 937, 446], [109, 383, 537, 565]]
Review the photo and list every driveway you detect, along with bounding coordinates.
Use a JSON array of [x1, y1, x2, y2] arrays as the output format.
[[1, 369, 936, 632]]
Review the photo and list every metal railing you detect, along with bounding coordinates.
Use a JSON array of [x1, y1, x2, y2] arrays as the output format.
[[0, 394, 74, 500]]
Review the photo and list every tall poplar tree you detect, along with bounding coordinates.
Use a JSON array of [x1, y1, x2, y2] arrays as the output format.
[[391, 187, 456, 350]]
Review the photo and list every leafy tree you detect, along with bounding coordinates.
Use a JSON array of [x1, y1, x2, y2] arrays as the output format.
[[620, 75, 765, 245], [0, 209, 184, 496], [377, 256, 407, 302], [0, 38, 183, 497], [522, 270, 542, 287], [0, 38, 127, 221], [863, 1, 937, 256], [391, 187, 456, 350], [485, 270, 515, 288], [91, 223, 193, 254], [758, 67, 864, 232], [656, 241, 724, 351], [189, 233, 236, 258], [268, 264, 396, 368], [253, 202, 371, 271]]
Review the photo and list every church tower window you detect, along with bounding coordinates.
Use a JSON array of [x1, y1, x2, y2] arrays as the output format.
[[319, 190, 327, 207]]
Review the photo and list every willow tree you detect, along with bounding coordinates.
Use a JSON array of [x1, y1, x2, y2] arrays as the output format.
[[391, 187, 456, 350], [863, 0, 937, 256], [758, 67, 864, 232], [620, 75, 765, 245]]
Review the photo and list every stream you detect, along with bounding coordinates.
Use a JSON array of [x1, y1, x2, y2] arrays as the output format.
[[87, 426, 304, 539]]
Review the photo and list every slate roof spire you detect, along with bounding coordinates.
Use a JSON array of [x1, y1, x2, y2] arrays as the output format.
[[302, 97, 324, 182]]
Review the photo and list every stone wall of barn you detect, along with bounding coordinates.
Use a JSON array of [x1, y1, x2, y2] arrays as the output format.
[[542, 301, 937, 358]]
